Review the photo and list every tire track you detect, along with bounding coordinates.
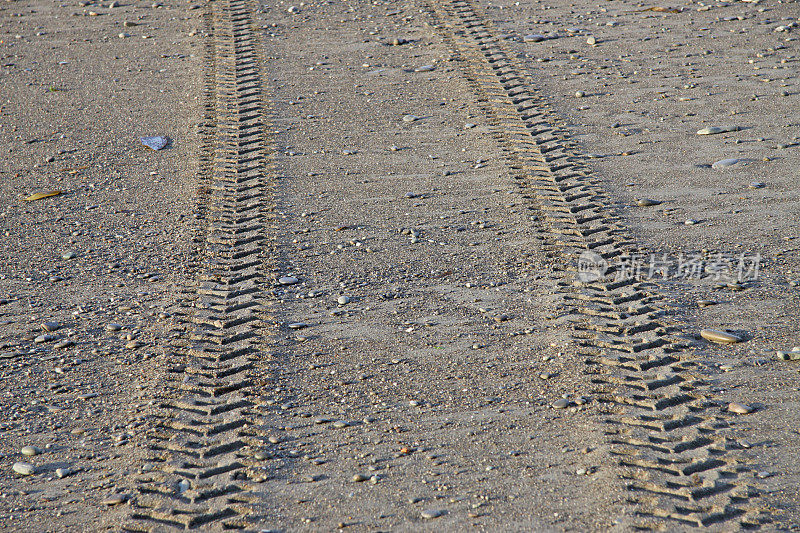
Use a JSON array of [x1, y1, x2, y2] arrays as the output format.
[[427, 0, 768, 529], [124, 0, 274, 529]]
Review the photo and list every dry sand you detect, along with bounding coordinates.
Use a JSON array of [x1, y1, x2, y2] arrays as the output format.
[[0, 0, 798, 530]]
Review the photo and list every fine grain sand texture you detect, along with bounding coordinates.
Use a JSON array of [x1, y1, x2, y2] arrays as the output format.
[[0, 0, 798, 531]]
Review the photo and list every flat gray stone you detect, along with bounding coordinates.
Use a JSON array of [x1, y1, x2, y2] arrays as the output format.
[[711, 158, 740, 169], [637, 198, 661, 207], [728, 402, 753, 414], [140, 136, 168, 150], [12, 462, 35, 476], [523, 34, 547, 42], [102, 494, 128, 505], [21, 446, 42, 457], [700, 329, 742, 344]]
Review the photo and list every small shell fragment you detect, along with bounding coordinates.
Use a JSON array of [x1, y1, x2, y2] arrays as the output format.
[[25, 191, 62, 202], [696, 126, 739, 135]]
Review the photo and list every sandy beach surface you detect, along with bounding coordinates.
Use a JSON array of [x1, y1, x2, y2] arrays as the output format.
[[1, 0, 798, 530]]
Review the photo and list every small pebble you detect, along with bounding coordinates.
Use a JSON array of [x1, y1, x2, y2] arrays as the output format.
[[575, 90, 586, 98], [12, 462, 35, 476], [105, 323, 123, 332], [287, 322, 308, 330], [636, 198, 661, 207], [727, 402, 753, 415], [700, 329, 742, 344], [748, 181, 765, 189], [523, 34, 546, 42], [102, 495, 128, 506], [711, 158, 740, 169], [586, 35, 596, 45], [55, 467, 73, 479], [41, 321, 60, 332], [552, 399, 570, 409], [337, 295, 351, 305], [421, 509, 446, 519], [402, 114, 419, 122], [279, 276, 299, 285], [351, 473, 369, 482], [21, 446, 42, 456]]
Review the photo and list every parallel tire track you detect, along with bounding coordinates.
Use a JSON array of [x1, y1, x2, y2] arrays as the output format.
[[427, 0, 767, 529], [124, 0, 273, 529]]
